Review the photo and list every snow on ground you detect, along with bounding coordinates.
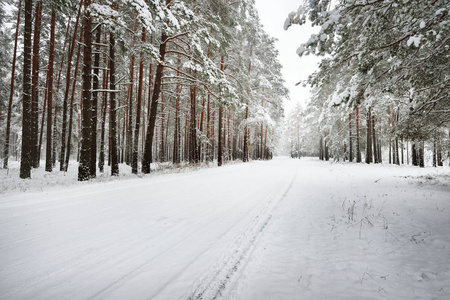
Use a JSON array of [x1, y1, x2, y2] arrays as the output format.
[[0, 157, 449, 299]]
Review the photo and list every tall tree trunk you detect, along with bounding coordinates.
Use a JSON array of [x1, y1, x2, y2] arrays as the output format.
[[52, 105, 58, 166], [243, 43, 253, 163], [394, 111, 400, 165], [206, 94, 212, 161], [189, 73, 198, 164], [433, 134, 437, 167], [98, 56, 109, 173], [218, 56, 225, 166], [173, 91, 180, 164], [406, 140, 409, 165], [142, 30, 167, 173], [419, 142, 425, 168], [401, 139, 404, 165], [132, 27, 145, 174], [388, 106, 392, 164], [109, 31, 119, 176], [65, 34, 83, 171], [372, 113, 378, 163], [412, 142, 417, 166], [31, 1, 42, 168], [172, 57, 181, 165], [264, 127, 268, 160], [126, 16, 138, 166], [198, 97, 206, 162], [78, 0, 93, 181], [45, 8, 56, 172], [395, 138, 400, 165], [243, 106, 249, 162], [218, 106, 223, 166], [60, 1, 83, 171], [20, 0, 33, 179], [365, 108, 372, 164], [160, 93, 165, 162], [349, 112, 353, 162], [3, 0, 21, 169], [356, 107, 361, 163], [90, 25, 101, 178]]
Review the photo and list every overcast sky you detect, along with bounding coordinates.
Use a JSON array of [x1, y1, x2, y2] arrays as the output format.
[[254, 0, 321, 114]]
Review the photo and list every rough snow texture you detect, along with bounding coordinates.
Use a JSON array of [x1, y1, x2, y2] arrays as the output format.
[[1, 158, 449, 299]]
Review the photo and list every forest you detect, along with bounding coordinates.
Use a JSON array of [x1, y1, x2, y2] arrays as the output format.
[[284, 0, 449, 166], [0, 0, 287, 180], [0, 0, 449, 182], [1, 1, 449, 298]]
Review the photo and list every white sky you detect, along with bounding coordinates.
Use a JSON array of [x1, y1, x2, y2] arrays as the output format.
[[254, 0, 321, 114]]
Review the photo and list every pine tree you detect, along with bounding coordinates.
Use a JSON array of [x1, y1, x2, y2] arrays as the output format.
[[20, 0, 33, 179], [78, 0, 93, 181]]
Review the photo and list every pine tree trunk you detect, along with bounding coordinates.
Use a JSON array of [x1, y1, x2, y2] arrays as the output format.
[[132, 27, 145, 174], [372, 113, 378, 163], [395, 111, 400, 165], [401, 139, 404, 165], [78, 0, 93, 181], [120, 104, 126, 164], [218, 56, 225, 166], [31, 1, 42, 168], [412, 142, 417, 166], [65, 34, 83, 172], [60, 1, 83, 171], [264, 127, 268, 160], [160, 93, 165, 162], [20, 0, 33, 179], [98, 45, 109, 173], [395, 138, 400, 165], [356, 107, 361, 163], [198, 97, 206, 162], [189, 83, 198, 164], [142, 30, 167, 173], [365, 108, 372, 164], [437, 136, 443, 166], [172, 58, 181, 165], [3, 0, 21, 169], [406, 140, 409, 165], [206, 94, 212, 161], [52, 105, 58, 166], [109, 31, 119, 176], [90, 25, 101, 178], [388, 106, 391, 164], [419, 142, 425, 168], [243, 106, 249, 162], [433, 135, 437, 167], [243, 44, 253, 163], [126, 17, 138, 166], [45, 9, 56, 172], [218, 106, 223, 166], [349, 112, 353, 162]]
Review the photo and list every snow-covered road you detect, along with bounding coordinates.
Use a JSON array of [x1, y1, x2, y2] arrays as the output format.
[[1, 157, 449, 299], [1, 158, 298, 299]]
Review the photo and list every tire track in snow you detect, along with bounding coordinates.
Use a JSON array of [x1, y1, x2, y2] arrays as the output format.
[[186, 172, 297, 300]]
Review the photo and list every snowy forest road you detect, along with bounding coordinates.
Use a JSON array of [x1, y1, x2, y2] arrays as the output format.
[[0, 158, 299, 299], [1, 157, 449, 300]]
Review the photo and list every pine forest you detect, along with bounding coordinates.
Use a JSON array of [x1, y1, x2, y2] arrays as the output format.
[[0, 0, 287, 180]]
